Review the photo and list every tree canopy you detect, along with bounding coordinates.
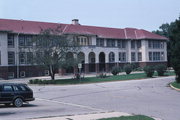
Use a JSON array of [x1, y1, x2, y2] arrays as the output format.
[[32, 26, 80, 80], [170, 17, 180, 83]]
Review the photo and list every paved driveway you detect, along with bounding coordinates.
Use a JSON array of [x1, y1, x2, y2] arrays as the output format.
[[0, 76, 179, 120]]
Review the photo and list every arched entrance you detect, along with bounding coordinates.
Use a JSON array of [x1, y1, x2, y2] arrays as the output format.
[[88, 52, 96, 72], [99, 52, 106, 72], [77, 52, 85, 73], [66, 52, 74, 73], [109, 52, 115, 70]]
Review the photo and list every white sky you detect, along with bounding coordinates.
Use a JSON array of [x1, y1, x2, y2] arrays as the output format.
[[0, 0, 180, 31]]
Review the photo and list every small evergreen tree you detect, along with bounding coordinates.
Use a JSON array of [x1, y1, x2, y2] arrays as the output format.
[[155, 64, 167, 76], [143, 66, 155, 77], [124, 64, 132, 75]]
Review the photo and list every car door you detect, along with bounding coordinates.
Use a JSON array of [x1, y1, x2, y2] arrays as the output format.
[[16, 85, 32, 100], [1, 85, 14, 102]]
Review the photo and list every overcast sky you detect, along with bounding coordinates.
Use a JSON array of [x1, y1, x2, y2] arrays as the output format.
[[0, 0, 179, 31]]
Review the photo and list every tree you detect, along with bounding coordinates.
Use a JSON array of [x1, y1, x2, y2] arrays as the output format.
[[152, 22, 176, 67], [32, 26, 80, 80], [170, 17, 180, 83]]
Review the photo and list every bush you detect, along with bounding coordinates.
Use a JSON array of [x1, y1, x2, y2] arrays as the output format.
[[29, 79, 55, 84], [111, 66, 121, 75], [124, 64, 132, 74], [155, 64, 167, 76], [98, 72, 107, 78], [143, 66, 155, 77]]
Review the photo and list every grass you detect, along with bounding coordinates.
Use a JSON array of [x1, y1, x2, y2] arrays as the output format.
[[29, 71, 175, 85], [171, 81, 180, 89], [97, 115, 155, 120]]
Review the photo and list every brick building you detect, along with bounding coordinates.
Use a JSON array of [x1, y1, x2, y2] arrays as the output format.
[[0, 19, 168, 79]]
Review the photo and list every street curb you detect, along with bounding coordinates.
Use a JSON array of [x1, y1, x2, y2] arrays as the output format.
[[30, 112, 162, 120], [170, 83, 180, 91]]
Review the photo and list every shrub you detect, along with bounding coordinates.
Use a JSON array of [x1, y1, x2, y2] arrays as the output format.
[[111, 66, 121, 75], [155, 64, 167, 76], [130, 63, 139, 71], [143, 66, 155, 77], [29, 79, 55, 84], [98, 72, 107, 78], [124, 64, 132, 74]]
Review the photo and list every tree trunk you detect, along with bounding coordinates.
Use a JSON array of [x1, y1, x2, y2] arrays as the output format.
[[49, 65, 55, 80]]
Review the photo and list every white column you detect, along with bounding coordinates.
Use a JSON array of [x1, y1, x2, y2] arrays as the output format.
[[0, 33, 8, 66], [127, 40, 131, 62]]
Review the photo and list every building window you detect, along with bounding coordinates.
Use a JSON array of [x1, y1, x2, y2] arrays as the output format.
[[19, 35, 32, 47], [20, 71, 26, 78], [8, 34, 14, 47], [19, 52, 26, 64], [117, 40, 126, 49], [109, 52, 115, 62], [137, 41, 141, 49], [149, 52, 164, 61], [96, 38, 104, 47], [131, 52, 136, 62], [8, 52, 15, 65], [44, 70, 49, 76], [8, 72, 14, 79], [119, 52, 126, 62], [107, 39, 115, 47], [149, 52, 152, 61], [131, 40, 135, 49], [138, 52, 142, 61], [148, 40, 164, 49], [27, 52, 33, 64], [77, 36, 89, 46]]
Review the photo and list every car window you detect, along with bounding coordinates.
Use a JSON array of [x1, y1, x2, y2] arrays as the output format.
[[3, 85, 13, 92], [13, 85, 21, 91], [17, 85, 30, 91], [0, 85, 2, 92]]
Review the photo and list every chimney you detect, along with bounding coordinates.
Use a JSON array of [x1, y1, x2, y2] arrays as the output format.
[[72, 19, 79, 25]]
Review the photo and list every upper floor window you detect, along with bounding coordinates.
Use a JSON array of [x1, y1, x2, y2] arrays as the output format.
[[107, 39, 115, 47], [119, 52, 126, 62], [137, 40, 141, 49], [19, 35, 32, 47], [117, 40, 126, 49], [8, 34, 15, 47], [8, 52, 15, 65], [96, 38, 104, 47], [77, 36, 90, 46], [109, 52, 115, 62], [148, 40, 164, 49], [131, 40, 135, 49]]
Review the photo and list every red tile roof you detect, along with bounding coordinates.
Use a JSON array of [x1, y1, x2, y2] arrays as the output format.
[[0, 19, 168, 40]]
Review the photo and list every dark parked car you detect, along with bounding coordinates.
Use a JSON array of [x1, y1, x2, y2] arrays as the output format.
[[0, 83, 35, 107]]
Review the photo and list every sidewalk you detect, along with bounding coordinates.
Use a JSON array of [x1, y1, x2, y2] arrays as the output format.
[[31, 112, 161, 120], [0, 71, 144, 84]]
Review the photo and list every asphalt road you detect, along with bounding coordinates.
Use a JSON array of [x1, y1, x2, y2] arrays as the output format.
[[0, 76, 179, 120]]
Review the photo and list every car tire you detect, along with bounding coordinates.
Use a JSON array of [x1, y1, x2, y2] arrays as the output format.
[[13, 98, 23, 107]]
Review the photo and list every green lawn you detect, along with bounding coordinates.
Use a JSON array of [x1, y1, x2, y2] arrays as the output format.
[[171, 81, 180, 89], [29, 71, 175, 85], [97, 115, 155, 120]]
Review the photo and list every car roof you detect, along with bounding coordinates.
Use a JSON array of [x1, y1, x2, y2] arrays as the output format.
[[0, 83, 27, 86]]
